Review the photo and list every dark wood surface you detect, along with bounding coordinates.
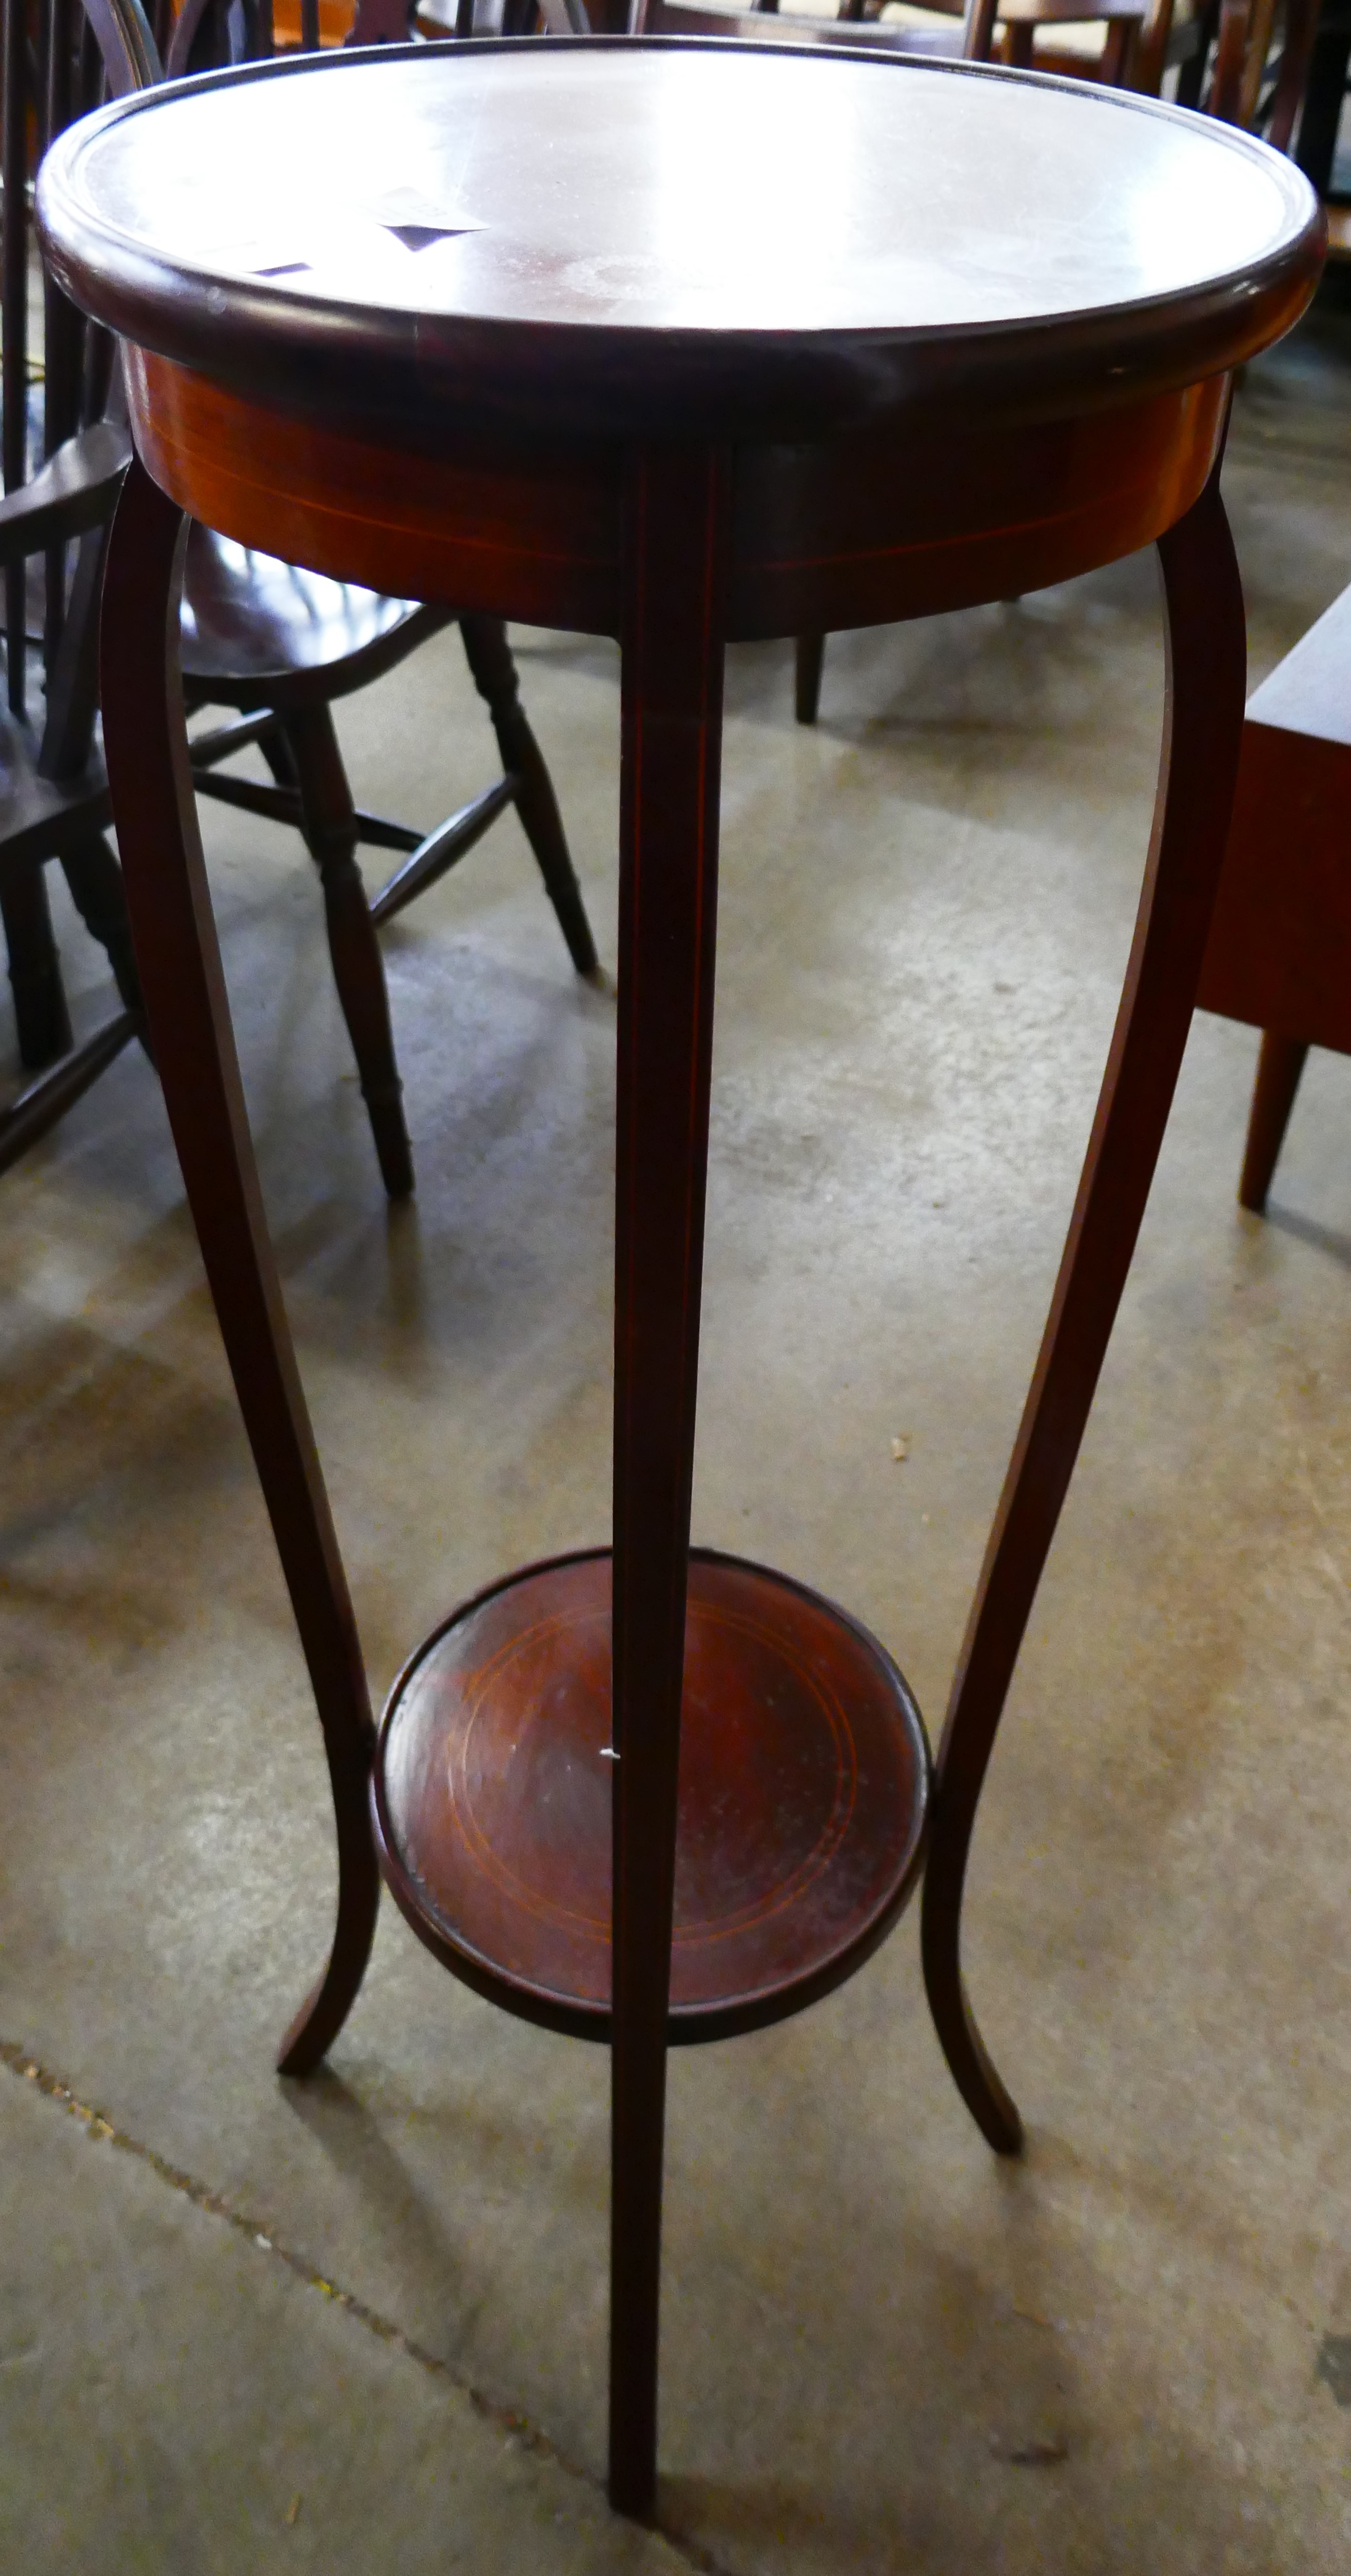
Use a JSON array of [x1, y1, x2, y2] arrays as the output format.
[[38, 43, 1322, 447], [71, 0, 599, 1203], [179, 530, 445, 703], [1237, 1032, 1309, 1213], [922, 465, 1248, 2150], [1197, 576, 1351, 1208], [101, 457, 382, 2075], [629, 0, 979, 60], [632, 0, 1147, 76], [51, 31, 1324, 2519], [374, 1548, 929, 2038], [0, 0, 142, 1150]]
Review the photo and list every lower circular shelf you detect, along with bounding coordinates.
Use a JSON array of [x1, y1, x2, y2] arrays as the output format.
[[371, 1546, 930, 2044]]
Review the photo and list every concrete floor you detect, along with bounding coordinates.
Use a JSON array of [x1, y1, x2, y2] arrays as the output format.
[[5, 302, 1351, 2574]]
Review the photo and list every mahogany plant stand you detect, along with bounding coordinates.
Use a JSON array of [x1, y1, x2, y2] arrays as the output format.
[[38, 36, 1321, 2521]]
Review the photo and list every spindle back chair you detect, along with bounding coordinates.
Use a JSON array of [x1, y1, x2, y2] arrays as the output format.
[[629, 0, 1150, 75], [788, 0, 1322, 725], [75, 0, 600, 1200], [0, 0, 143, 1169]]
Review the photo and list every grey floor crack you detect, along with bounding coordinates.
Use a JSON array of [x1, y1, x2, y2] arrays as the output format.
[[0, 2035, 732, 2576]]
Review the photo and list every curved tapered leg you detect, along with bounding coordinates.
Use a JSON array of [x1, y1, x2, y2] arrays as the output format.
[[608, 445, 730, 2521], [1238, 1031, 1307, 1213], [458, 612, 601, 980], [282, 702, 415, 1202], [101, 455, 379, 2077], [794, 631, 826, 726], [921, 472, 1247, 2154]]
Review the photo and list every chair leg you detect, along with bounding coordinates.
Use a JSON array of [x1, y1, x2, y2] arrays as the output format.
[[61, 835, 145, 1024], [458, 613, 601, 979], [260, 725, 300, 793], [1, 865, 73, 1069], [795, 632, 826, 726], [1238, 1031, 1307, 1214], [283, 702, 415, 1201]]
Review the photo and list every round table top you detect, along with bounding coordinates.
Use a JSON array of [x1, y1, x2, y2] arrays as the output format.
[[37, 39, 1322, 443]]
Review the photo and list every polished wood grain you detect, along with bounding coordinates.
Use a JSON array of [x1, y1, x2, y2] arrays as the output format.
[[374, 1548, 930, 2034], [178, 529, 447, 702], [38, 45, 1322, 447], [118, 346, 1232, 645], [44, 34, 1322, 2521]]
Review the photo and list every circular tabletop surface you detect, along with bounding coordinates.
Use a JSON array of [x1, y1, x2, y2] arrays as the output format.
[[37, 40, 1322, 442]]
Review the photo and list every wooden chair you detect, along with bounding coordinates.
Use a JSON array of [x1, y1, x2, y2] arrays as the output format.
[[832, 0, 1146, 77], [1196, 581, 1351, 1212], [1290, 0, 1351, 204], [629, 0, 1148, 77], [416, 0, 1147, 86], [628, 0, 997, 53], [0, 0, 144, 1171], [787, 0, 1321, 723], [75, 0, 600, 1200], [1171, 0, 1319, 133], [0, 437, 145, 1171]]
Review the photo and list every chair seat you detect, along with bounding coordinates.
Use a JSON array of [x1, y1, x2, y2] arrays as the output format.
[[179, 525, 449, 709]]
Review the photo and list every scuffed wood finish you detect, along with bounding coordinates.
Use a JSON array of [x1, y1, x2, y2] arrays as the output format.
[[43, 33, 1323, 2522]]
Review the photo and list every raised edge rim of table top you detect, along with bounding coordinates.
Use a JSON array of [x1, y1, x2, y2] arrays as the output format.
[[37, 40, 1326, 445]]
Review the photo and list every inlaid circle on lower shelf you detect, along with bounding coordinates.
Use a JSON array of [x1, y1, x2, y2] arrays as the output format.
[[372, 1547, 930, 2043]]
